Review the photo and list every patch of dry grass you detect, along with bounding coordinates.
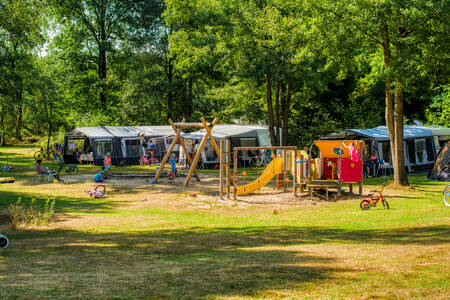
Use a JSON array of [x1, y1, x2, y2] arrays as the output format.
[[0, 145, 449, 299]]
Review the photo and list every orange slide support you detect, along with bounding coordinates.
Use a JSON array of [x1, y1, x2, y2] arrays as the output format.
[[236, 157, 283, 195]]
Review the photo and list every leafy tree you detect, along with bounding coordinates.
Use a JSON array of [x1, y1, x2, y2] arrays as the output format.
[[0, 0, 45, 140], [316, 0, 450, 186], [426, 85, 450, 127], [51, 0, 135, 107]]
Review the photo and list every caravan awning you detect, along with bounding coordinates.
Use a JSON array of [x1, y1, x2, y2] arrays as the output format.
[[65, 126, 175, 139], [322, 126, 433, 141], [181, 125, 272, 146]]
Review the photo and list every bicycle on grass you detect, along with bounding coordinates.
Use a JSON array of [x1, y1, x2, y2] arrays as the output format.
[[34, 143, 63, 162], [56, 156, 78, 175], [360, 185, 389, 210], [444, 184, 450, 207]]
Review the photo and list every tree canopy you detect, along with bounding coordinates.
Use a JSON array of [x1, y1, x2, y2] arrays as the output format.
[[0, 0, 448, 185]]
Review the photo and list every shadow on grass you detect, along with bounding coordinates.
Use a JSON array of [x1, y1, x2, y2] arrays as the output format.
[[0, 224, 448, 298], [0, 190, 122, 214]]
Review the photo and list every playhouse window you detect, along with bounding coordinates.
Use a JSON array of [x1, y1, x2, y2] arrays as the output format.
[[95, 140, 112, 159], [125, 139, 143, 157]]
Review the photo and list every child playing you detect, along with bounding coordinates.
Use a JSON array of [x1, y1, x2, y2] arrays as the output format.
[[94, 167, 106, 183], [343, 142, 360, 162], [104, 152, 112, 174], [35, 160, 63, 182], [169, 153, 177, 175]]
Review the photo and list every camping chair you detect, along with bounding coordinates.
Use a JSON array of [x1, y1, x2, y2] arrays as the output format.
[[35, 167, 58, 183], [378, 159, 393, 177]]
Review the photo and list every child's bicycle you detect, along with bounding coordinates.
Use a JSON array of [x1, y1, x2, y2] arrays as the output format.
[[34, 143, 63, 162], [86, 185, 107, 199], [56, 157, 78, 175], [444, 184, 450, 207], [360, 185, 389, 210]]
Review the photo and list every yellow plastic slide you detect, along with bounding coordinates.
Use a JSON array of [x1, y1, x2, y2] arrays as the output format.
[[237, 157, 283, 195]]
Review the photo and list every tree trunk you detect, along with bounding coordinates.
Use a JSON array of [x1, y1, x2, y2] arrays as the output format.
[[0, 102, 5, 146], [46, 123, 52, 159], [279, 83, 286, 146], [185, 77, 193, 118], [16, 91, 23, 140], [282, 83, 291, 146], [167, 57, 174, 119], [382, 23, 397, 178], [393, 89, 409, 185], [99, 6, 107, 107], [265, 74, 277, 146], [382, 23, 408, 186], [98, 48, 107, 107], [275, 82, 281, 145]]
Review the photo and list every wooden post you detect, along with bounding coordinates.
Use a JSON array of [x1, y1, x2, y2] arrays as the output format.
[[299, 154, 304, 193], [226, 139, 231, 199], [154, 119, 185, 183], [359, 140, 364, 196], [282, 149, 287, 190], [201, 117, 220, 157], [293, 149, 297, 196], [184, 118, 219, 187], [168, 118, 200, 181], [233, 148, 238, 200], [220, 139, 224, 199]]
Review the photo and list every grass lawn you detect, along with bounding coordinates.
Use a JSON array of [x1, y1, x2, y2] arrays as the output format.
[[0, 145, 449, 299]]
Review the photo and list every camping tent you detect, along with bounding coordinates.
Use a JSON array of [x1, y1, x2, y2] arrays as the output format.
[[321, 125, 437, 174], [63, 126, 175, 165], [179, 125, 273, 168], [428, 142, 450, 181]]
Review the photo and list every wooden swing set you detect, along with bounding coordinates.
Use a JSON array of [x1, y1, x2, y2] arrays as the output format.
[[153, 117, 220, 187]]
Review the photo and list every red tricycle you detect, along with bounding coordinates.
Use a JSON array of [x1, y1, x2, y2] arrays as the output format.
[[360, 185, 389, 210]]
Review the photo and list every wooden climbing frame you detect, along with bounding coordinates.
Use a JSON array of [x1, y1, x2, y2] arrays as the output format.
[[153, 117, 221, 187]]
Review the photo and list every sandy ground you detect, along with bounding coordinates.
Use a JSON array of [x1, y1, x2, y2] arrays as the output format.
[[62, 172, 356, 208]]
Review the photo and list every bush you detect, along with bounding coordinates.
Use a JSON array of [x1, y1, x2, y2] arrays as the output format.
[[9, 198, 55, 230]]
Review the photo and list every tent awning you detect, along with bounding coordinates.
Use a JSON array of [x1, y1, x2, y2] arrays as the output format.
[[181, 125, 269, 139], [65, 126, 175, 139], [322, 126, 434, 141]]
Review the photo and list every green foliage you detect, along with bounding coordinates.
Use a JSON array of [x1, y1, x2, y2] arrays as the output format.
[[9, 197, 56, 230], [426, 85, 450, 127], [0, 0, 448, 147]]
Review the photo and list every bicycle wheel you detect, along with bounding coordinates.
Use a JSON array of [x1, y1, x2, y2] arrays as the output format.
[[360, 200, 370, 210], [444, 185, 450, 207], [67, 165, 78, 175], [382, 199, 389, 210], [0, 234, 9, 248], [72, 166, 79, 174], [47, 149, 55, 160], [34, 150, 45, 161], [95, 185, 106, 194]]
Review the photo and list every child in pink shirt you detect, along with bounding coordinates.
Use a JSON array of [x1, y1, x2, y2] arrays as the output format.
[[343, 142, 360, 162], [104, 152, 112, 173]]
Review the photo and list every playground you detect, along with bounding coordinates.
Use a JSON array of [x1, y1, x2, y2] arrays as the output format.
[[0, 145, 449, 299]]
